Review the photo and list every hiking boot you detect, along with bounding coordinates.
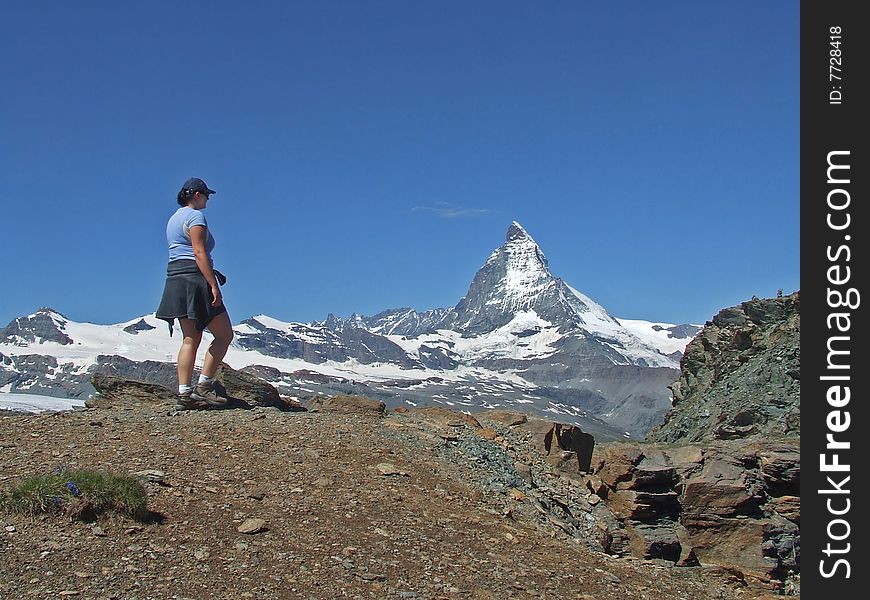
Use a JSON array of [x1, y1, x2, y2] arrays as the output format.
[[191, 380, 228, 407], [174, 392, 209, 411]]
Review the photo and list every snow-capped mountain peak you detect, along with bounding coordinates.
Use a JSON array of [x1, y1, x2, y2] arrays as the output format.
[[506, 220, 533, 241], [1, 307, 73, 346], [497, 222, 553, 297], [431, 222, 679, 368], [440, 222, 557, 334]]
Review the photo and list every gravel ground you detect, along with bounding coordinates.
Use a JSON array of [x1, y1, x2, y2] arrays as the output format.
[[0, 404, 763, 599]]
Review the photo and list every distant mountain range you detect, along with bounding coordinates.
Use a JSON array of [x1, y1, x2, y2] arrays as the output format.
[[0, 222, 700, 440]]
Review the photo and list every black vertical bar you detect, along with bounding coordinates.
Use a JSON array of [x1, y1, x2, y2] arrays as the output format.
[[801, 1, 868, 597]]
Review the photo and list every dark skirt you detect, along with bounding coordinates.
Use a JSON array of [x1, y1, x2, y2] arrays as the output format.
[[156, 260, 226, 335]]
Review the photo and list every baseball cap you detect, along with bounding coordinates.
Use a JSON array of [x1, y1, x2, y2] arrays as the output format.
[[181, 177, 216, 195]]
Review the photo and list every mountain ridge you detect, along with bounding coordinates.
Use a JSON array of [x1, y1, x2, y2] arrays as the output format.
[[1, 222, 700, 438]]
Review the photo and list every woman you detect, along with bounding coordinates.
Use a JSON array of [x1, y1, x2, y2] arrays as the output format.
[[156, 177, 234, 410]]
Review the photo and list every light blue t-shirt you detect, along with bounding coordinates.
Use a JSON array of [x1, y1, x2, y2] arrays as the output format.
[[166, 207, 215, 264]]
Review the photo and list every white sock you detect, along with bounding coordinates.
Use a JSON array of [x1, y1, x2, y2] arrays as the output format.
[[198, 374, 214, 384], [179, 384, 192, 395]]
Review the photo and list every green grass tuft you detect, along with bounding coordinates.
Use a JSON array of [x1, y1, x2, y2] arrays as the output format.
[[1, 468, 148, 520]]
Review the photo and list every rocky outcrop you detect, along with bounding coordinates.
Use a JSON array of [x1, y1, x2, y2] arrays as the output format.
[[388, 407, 799, 591], [487, 418, 800, 590], [86, 363, 298, 411], [86, 374, 177, 408], [649, 292, 800, 444], [587, 441, 799, 589]]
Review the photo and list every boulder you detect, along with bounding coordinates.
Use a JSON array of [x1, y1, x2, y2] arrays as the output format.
[[306, 395, 386, 416], [519, 418, 595, 474], [214, 362, 285, 408], [87, 374, 175, 408]]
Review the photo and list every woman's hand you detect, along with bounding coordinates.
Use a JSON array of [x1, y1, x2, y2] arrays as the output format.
[[211, 285, 223, 307]]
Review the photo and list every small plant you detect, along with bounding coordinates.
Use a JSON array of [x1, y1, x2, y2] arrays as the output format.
[[1, 468, 148, 520]]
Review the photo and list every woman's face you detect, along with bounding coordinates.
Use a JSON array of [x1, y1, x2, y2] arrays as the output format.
[[192, 191, 210, 210]]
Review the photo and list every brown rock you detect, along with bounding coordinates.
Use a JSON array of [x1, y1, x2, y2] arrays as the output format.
[[596, 445, 645, 488], [607, 489, 679, 521], [584, 474, 607, 497], [520, 418, 595, 474], [514, 462, 533, 483], [675, 524, 700, 566], [508, 488, 526, 502], [216, 362, 285, 408], [87, 374, 175, 408], [767, 495, 799, 525], [376, 463, 409, 477], [237, 518, 267, 534], [681, 457, 763, 517], [758, 445, 800, 496], [682, 515, 775, 579], [306, 395, 386, 416], [545, 423, 595, 473], [661, 445, 704, 472]]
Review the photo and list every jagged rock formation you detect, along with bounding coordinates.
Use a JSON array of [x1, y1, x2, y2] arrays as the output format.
[[587, 441, 799, 590], [648, 292, 800, 443]]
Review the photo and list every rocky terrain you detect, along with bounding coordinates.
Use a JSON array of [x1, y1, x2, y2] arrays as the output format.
[[1, 362, 797, 599], [649, 292, 799, 444]]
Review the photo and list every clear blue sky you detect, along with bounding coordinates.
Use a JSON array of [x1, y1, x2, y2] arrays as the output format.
[[0, 1, 798, 327]]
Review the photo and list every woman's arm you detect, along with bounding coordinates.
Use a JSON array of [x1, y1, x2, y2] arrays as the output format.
[[189, 225, 222, 307]]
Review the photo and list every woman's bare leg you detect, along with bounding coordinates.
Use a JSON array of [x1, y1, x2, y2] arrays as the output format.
[[177, 318, 202, 389], [201, 312, 234, 378]]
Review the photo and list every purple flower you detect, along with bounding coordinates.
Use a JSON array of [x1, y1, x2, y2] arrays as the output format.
[[65, 482, 80, 497]]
